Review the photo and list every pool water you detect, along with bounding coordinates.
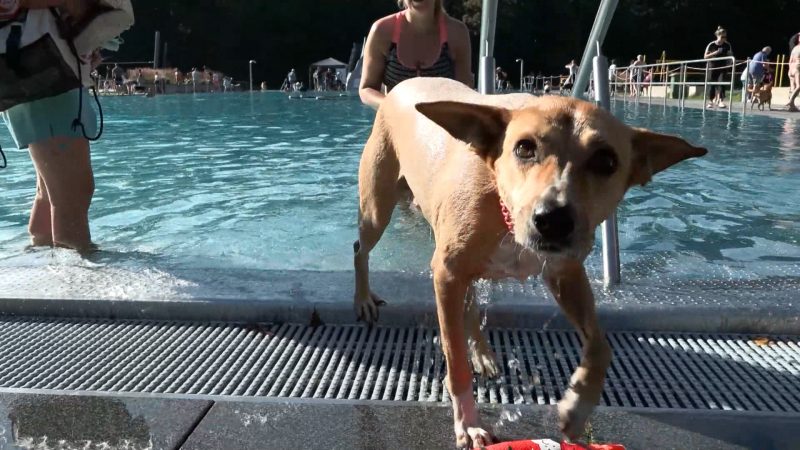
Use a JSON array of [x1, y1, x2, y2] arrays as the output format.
[[0, 92, 798, 301]]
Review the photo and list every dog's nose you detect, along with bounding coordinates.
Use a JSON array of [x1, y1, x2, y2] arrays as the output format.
[[533, 205, 575, 241]]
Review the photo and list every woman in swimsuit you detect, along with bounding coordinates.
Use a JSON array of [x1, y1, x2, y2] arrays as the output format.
[[359, 0, 472, 110]]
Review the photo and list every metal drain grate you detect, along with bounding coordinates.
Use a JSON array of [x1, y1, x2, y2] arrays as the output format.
[[0, 317, 797, 413]]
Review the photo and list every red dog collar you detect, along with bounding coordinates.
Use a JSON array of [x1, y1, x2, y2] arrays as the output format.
[[499, 197, 515, 234]]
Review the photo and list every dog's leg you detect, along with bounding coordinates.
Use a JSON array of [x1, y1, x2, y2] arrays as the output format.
[[354, 125, 399, 324], [434, 263, 496, 448], [543, 260, 611, 441], [464, 283, 498, 378]]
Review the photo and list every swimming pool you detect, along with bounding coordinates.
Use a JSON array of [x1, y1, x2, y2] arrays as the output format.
[[0, 92, 798, 308]]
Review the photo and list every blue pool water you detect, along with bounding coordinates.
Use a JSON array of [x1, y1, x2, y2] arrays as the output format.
[[0, 92, 798, 301]]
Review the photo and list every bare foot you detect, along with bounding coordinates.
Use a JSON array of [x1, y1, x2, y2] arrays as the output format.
[[29, 235, 53, 247]]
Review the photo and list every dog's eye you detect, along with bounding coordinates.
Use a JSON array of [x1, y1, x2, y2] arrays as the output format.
[[514, 139, 537, 159], [587, 148, 618, 176]]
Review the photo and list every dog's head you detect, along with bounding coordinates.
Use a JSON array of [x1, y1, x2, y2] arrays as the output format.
[[416, 97, 707, 259]]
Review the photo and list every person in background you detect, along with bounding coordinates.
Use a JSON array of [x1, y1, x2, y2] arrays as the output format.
[[135, 68, 142, 87], [787, 34, 800, 112], [190, 67, 201, 93], [0, 0, 107, 253], [312, 67, 321, 91], [359, 0, 472, 110], [287, 68, 297, 90], [607, 59, 618, 94], [628, 54, 643, 97], [212, 71, 221, 92], [111, 63, 126, 94], [563, 59, 578, 92], [703, 26, 733, 109], [153, 71, 161, 94], [748, 46, 771, 90]]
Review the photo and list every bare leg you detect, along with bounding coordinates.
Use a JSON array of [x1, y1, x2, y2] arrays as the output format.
[[28, 172, 53, 246], [788, 73, 800, 111], [543, 260, 612, 441], [28, 136, 95, 252], [433, 261, 495, 448]]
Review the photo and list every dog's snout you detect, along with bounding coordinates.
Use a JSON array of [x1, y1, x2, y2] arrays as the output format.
[[533, 205, 575, 241]]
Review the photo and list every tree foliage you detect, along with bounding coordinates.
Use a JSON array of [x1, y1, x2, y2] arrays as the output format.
[[113, 0, 800, 86]]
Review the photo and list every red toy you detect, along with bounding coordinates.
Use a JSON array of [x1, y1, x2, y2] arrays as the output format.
[[476, 439, 625, 450]]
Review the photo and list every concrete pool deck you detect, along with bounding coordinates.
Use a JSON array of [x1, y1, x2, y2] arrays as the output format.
[[611, 92, 800, 120], [0, 391, 797, 449]]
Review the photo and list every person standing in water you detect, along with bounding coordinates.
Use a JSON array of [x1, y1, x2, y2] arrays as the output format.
[[359, 0, 472, 109]]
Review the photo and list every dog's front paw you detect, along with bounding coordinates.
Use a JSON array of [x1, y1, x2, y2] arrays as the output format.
[[454, 420, 496, 449], [557, 388, 596, 441], [354, 291, 387, 325], [470, 342, 499, 379]]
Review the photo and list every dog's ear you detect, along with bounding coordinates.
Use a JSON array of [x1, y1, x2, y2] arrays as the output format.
[[629, 129, 707, 187], [415, 101, 509, 158]]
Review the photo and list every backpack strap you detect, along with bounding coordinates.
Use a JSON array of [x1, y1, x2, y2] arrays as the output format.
[[4, 10, 26, 72]]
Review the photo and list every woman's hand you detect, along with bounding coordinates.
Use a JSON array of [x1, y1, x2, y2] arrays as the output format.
[[0, 0, 20, 18]]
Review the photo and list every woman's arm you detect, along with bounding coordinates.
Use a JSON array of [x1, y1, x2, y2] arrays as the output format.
[[448, 18, 473, 88], [20, 0, 65, 8], [359, 19, 390, 110]]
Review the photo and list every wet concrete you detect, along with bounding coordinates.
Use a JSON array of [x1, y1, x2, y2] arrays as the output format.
[[183, 398, 800, 450], [0, 393, 211, 450], [0, 392, 796, 449]]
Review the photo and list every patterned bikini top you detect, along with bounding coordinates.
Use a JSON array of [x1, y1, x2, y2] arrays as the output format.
[[383, 11, 456, 92]]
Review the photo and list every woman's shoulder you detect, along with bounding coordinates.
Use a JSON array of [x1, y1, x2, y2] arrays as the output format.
[[444, 15, 470, 44], [370, 13, 399, 38], [445, 15, 469, 35]]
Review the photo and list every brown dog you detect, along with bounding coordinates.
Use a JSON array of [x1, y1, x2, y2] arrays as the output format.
[[353, 78, 706, 447], [750, 82, 773, 111]]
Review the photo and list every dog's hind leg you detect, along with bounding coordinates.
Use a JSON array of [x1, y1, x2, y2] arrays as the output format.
[[354, 119, 400, 324], [465, 283, 498, 378], [543, 260, 611, 441]]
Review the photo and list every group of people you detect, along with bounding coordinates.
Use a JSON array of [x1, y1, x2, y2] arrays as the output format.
[[601, 26, 800, 112], [280, 67, 346, 93], [312, 67, 345, 92], [705, 26, 800, 111], [101, 65, 235, 96], [179, 67, 235, 93]]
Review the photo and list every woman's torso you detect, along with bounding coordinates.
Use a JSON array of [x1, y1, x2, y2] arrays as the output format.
[[790, 45, 800, 63], [382, 12, 455, 92], [706, 40, 732, 67]]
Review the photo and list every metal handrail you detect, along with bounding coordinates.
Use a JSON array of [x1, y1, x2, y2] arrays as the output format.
[[608, 56, 741, 112]]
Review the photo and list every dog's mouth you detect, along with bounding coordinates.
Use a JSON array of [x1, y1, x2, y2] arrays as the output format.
[[533, 240, 566, 253]]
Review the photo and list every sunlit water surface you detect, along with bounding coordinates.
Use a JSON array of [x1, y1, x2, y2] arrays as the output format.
[[0, 92, 797, 301]]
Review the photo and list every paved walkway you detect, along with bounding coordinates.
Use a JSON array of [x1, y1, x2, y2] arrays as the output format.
[[612, 94, 800, 120], [0, 391, 797, 449]]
